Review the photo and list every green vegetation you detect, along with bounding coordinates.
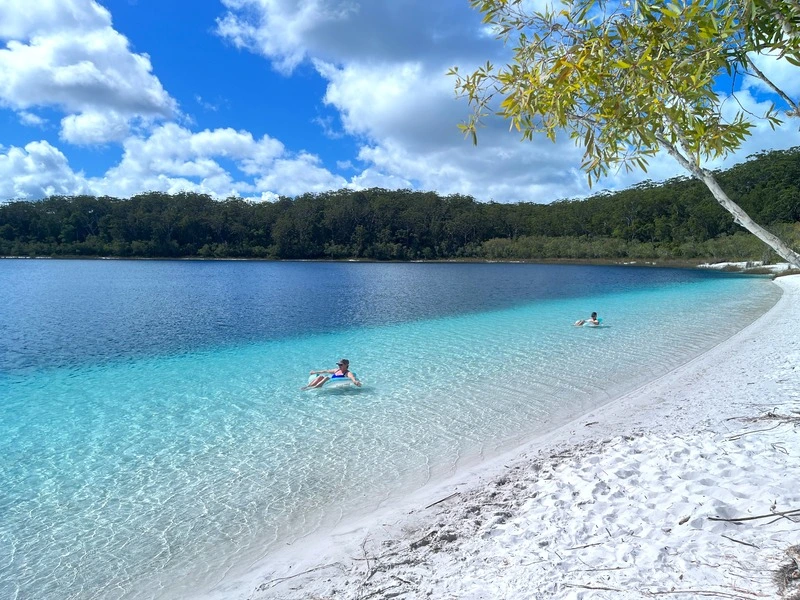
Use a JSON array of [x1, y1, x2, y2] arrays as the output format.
[[1, 147, 799, 263]]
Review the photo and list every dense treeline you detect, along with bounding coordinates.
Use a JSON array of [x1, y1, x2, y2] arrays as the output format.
[[1, 147, 799, 262]]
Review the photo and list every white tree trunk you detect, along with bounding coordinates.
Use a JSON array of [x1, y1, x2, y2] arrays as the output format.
[[659, 139, 800, 269]]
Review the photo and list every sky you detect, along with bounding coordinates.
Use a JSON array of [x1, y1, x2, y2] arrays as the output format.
[[0, 0, 798, 205]]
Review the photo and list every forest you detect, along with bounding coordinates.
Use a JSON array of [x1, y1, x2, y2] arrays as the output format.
[[1, 147, 799, 263]]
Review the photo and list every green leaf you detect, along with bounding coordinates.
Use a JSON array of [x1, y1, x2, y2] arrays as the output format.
[[663, 3, 683, 18]]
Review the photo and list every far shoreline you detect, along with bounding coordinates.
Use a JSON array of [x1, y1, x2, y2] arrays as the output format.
[[2, 254, 797, 275]]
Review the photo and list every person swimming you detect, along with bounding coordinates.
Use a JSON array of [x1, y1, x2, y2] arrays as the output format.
[[302, 358, 362, 389], [574, 312, 600, 326]]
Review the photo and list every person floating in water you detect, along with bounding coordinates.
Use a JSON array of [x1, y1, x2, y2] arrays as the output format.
[[303, 358, 362, 389], [574, 312, 600, 326]]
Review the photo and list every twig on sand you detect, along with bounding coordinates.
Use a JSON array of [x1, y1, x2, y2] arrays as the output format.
[[729, 409, 800, 422], [565, 583, 624, 592], [773, 442, 789, 455], [727, 408, 780, 421], [726, 423, 785, 440], [768, 513, 800, 525], [709, 508, 800, 523], [519, 558, 548, 566], [258, 562, 344, 590], [425, 492, 459, 510], [721, 534, 759, 549], [645, 590, 762, 599], [352, 537, 419, 597], [359, 582, 404, 599], [566, 541, 604, 550], [351, 549, 400, 563], [360, 539, 374, 581], [565, 585, 764, 599]]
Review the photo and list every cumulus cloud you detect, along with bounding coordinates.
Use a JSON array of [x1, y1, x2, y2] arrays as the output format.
[[216, 0, 352, 74], [316, 54, 596, 202], [0, 124, 352, 201], [116, 124, 345, 199], [255, 152, 348, 196], [0, 0, 177, 144], [18, 111, 47, 127], [95, 124, 284, 198], [60, 111, 131, 145], [318, 61, 451, 147], [0, 141, 88, 200], [0, 0, 109, 39], [216, 0, 492, 73]]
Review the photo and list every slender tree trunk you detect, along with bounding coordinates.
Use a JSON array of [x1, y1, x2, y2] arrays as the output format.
[[659, 138, 800, 269]]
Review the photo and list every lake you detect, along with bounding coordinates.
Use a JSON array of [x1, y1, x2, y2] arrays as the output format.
[[0, 260, 780, 600]]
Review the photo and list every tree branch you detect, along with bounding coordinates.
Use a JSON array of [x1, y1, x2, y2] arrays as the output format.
[[745, 55, 800, 116]]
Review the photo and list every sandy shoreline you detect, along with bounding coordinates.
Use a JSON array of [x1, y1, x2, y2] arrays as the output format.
[[223, 275, 800, 600]]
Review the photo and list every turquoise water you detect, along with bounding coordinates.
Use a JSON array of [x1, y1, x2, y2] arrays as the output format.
[[0, 261, 780, 600]]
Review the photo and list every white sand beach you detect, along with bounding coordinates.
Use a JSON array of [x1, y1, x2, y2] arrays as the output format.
[[234, 275, 800, 600]]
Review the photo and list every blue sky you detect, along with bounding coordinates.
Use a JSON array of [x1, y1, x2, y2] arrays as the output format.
[[1, 0, 798, 204]]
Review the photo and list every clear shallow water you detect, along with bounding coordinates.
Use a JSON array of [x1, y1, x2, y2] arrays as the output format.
[[0, 260, 780, 600]]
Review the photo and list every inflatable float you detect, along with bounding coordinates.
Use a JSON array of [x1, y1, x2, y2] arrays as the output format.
[[576, 318, 605, 327], [302, 373, 360, 391]]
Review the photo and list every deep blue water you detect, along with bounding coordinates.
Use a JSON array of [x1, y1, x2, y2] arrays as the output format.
[[0, 260, 780, 600], [0, 259, 754, 373]]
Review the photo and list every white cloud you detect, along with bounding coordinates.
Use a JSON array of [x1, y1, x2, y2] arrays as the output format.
[[0, 0, 177, 144], [18, 111, 47, 127], [0, 141, 88, 200], [0, 125, 347, 201], [60, 111, 130, 145], [0, 0, 109, 39], [216, 0, 356, 74], [216, 0, 497, 72], [317, 58, 595, 202], [254, 152, 347, 196], [318, 61, 454, 146], [195, 95, 221, 112], [7, 98, 790, 204], [349, 167, 413, 192], [96, 124, 283, 197]]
